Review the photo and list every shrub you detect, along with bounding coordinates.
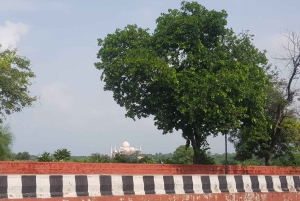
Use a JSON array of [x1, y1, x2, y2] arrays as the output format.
[[37, 152, 52, 162], [53, 148, 71, 161]]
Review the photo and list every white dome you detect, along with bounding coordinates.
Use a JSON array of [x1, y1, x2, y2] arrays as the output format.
[[130, 147, 136, 151], [122, 141, 130, 147]]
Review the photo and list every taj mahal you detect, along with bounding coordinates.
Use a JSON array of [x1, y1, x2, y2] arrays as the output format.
[[110, 141, 142, 157]]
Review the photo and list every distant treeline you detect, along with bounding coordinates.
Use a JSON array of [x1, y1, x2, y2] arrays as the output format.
[[8, 146, 300, 166]]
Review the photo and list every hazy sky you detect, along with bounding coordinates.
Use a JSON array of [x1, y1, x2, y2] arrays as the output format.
[[0, 0, 299, 156]]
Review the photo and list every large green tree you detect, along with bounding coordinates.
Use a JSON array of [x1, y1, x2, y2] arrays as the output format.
[[95, 1, 268, 164], [0, 46, 37, 123], [230, 31, 300, 166]]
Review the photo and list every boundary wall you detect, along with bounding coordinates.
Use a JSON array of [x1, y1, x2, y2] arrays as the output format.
[[2, 162, 300, 200], [1, 174, 300, 200], [2, 161, 300, 175]]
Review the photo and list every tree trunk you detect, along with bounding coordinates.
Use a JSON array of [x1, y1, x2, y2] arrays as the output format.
[[265, 154, 272, 166], [192, 134, 202, 164], [183, 126, 211, 164]]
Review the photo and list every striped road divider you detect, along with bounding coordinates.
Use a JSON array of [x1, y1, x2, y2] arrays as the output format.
[[0, 174, 299, 199]]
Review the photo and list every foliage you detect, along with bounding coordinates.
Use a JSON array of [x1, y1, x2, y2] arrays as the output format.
[[210, 153, 236, 165], [53, 148, 71, 162], [0, 124, 13, 160], [88, 153, 111, 163], [112, 153, 133, 163], [152, 152, 173, 160], [137, 156, 153, 164], [172, 145, 194, 164], [37, 151, 52, 162], [238, 160, 264, 166], [152, 153, 173, 164], [95, 1, 268, 164], [230, 32, 300, 166], [0, 46, 37, 123], [15, 151, 30, 160]]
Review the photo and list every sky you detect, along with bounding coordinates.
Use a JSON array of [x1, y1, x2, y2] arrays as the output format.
[[0, 0, 299, 156]]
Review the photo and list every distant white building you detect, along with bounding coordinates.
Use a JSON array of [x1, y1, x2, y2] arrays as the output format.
[[111, 141, 142, 157]]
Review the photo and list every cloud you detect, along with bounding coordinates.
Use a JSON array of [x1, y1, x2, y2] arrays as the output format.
[[0, 21, 30, 49], [0, 0, 38, 11], [0, 1, 70, 14], [33, 81, 104, 134], [41, 82, 71, 110]]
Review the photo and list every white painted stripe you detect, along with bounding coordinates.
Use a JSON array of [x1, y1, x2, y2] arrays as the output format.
[[154, 175, 165, 195], [133, 175, 145, 195], [257, 175, 268, 192], [36, 175, 51, 198], [7, 175, 22, 199], [292, 176, 300, 191], [210, 175, 220, 193], [62, 175, 76, 197], [192, 175, 204, 194], [173, 175, 185, 194], [242, 175, 253, 193], [87, 175, 101, 197], [286, 176, 296, 192], [111, 175, 123, 196], [272, 176, 282, 192], [226, 175, 237, 193]]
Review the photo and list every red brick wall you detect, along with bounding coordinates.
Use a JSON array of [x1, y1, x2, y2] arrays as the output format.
[[1, 161, 300, 175]]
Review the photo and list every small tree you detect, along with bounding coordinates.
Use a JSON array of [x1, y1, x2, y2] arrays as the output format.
[[37, 152, 52, 162], [172, 145, 194, 164], [53, 148, 71, 162], [230, 31, 300, 166], [15, 151, 30, 160], [0, 124, 13, 160], [0, 46, 37, 123]]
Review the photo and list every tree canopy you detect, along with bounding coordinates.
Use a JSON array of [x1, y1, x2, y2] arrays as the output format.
[[0, 46, 37, 123], [95, 1, 268, 164], [230, 31, 300, 166]]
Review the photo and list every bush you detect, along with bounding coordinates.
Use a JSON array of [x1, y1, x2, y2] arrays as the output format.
[[37, 152, 52, 162], [15, 151, 30, 160], [53, 148, 71, 161], [172, 145, 193, 164], [88, 153, 111, 163], [137, 156, 153, 164], [113, 153, 132, 163]]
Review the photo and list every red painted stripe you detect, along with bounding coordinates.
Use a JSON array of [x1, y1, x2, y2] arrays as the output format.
[[2, 192, 300, 201]]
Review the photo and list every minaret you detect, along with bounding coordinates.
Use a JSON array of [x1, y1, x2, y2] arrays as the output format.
[[140, 146, 142, 154], [110, 146, 112, 157]]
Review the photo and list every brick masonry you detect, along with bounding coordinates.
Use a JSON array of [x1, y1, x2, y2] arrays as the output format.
[[2, 162, 300, 175], [1, 174, 300, 199]]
